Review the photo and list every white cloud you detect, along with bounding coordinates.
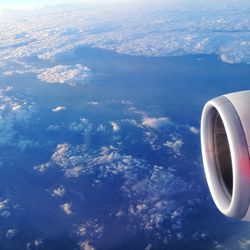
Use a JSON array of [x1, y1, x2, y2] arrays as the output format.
[[80, 241, 95, 250], [60, 203, 72, 215], [4, 86, 13, 92], [37, 64, 91, 86], [17, 139, 39, 150], [75, 219, 104, 240], [189, 126, 199, 134], [110, 121, 120, 132], [5, 229, 17, 239], [164, 138, 183, 156], [0, 90, 35, 148], [87, 101, 100, 106], [52, 186, 65, 197], [69, 117, 92, 135], [34, 142, 201, 241], [0, 199, 9, 210], [145, 244, 153, 250], [142, 117, 171, 129], [65, 166, 84, 178], [123, 164, 189, 232], [34, 163, 50, 173], [96, 124, 106, 132], [26, 239, 43, 250], [52, 106, 66, 112], [0, 199, 12, 218], [46, 124, 62, 131], [34, 143, 148, 178], [239, 239, 250, 250], [0, 3, 249, 66]]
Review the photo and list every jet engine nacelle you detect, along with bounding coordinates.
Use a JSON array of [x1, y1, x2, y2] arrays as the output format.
[[201, 90, 250, 220]]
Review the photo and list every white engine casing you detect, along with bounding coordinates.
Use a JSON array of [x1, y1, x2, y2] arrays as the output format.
[[201, 90, 250, 220]]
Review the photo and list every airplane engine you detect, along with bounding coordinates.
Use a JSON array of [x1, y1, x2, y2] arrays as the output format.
[[201, 90, 250, 220]]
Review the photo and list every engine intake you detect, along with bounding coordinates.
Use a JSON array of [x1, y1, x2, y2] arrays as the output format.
[[201, 91, 250, 220]]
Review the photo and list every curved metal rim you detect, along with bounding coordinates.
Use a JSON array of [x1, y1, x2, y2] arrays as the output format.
[[201, 96, 250, 219]]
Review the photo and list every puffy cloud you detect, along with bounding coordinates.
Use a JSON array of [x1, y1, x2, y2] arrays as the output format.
[[69, 117, 92, 136], [4, 86, 13, 92], [0, 91, 35, 148], [142, 117, 171, 129], [0, 3, 249, 66], [0, 199, 9, 210], [65, 166, 84, 178], [189, 126, 199, 134], [26, 239, 43, 250], [46, 124, 62, 131], [5, 229, 17, 239], [80, 241, 95, 250], [34, 142, 203, 241], [34, 143, 147, 178], [110, 121, 120, 132], [17, 139, 39, 150], [239, 239, 250, 250], [123, 164, 189, 232], [52, 186, 65, 197], [164, 138, 183, 156], [87, 101, 100, 106], [34, 163, 50, 173], [60, 203, 72, 215], [37, 64, 91, 86], [0, 199, 11, 218], [52, 106, 66, 112], [75, 219, 104, 239], [96, 124, 106, 132]]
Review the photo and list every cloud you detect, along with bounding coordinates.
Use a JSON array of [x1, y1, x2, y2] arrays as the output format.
[[60, 203, 72, 215], [52, 186, 65, 197], [4, 86, 13, 92], [0, 3, 249, 66], [65, 166, 84, 178], [34, 143, 149, 178], [0, 199, 11, 218], [0, 90, 35, 148], [17, 139, 39, 150], [142, 117, 172, 129], [69, 118, 92, 135], [96, 124, 106, 132], [5, 229, 17, 239], [46, 124, 62, 132], [189, 126, 199, 134], [26, 239, 43, 250], [87, 101, 100, 106], [123, 164, 189, 232], [239, 239, 250, 250], [110, 121, 120, 132], [164, 137, 183, 156], [37, 64, 91, 86], [52, 106, 66, 112], [75, 219, 104, 240], [33, 142, 201, 241], [0, 199, 9, 210], [79, 241, 95, 250]]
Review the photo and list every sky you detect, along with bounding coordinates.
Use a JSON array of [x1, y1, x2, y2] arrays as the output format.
[[1, 0, 249, 10], [0, 0, 91, 9]]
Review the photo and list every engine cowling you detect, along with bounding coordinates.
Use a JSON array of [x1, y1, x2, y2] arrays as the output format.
[[201, 90, 250, 220]]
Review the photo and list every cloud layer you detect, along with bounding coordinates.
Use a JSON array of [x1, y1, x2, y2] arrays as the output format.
[[0, 2, 250, 65], [37, 64, 90, 86]]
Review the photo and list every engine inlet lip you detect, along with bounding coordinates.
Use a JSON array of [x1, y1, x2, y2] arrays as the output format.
[[201, 96, 250, 219]]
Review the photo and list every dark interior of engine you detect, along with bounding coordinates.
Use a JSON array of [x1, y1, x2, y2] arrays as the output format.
[[213, 110, 233, 198]]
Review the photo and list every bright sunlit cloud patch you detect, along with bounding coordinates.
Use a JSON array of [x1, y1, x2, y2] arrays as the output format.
[[0, 0, 82, 10], [0, 0, 149, 10]]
